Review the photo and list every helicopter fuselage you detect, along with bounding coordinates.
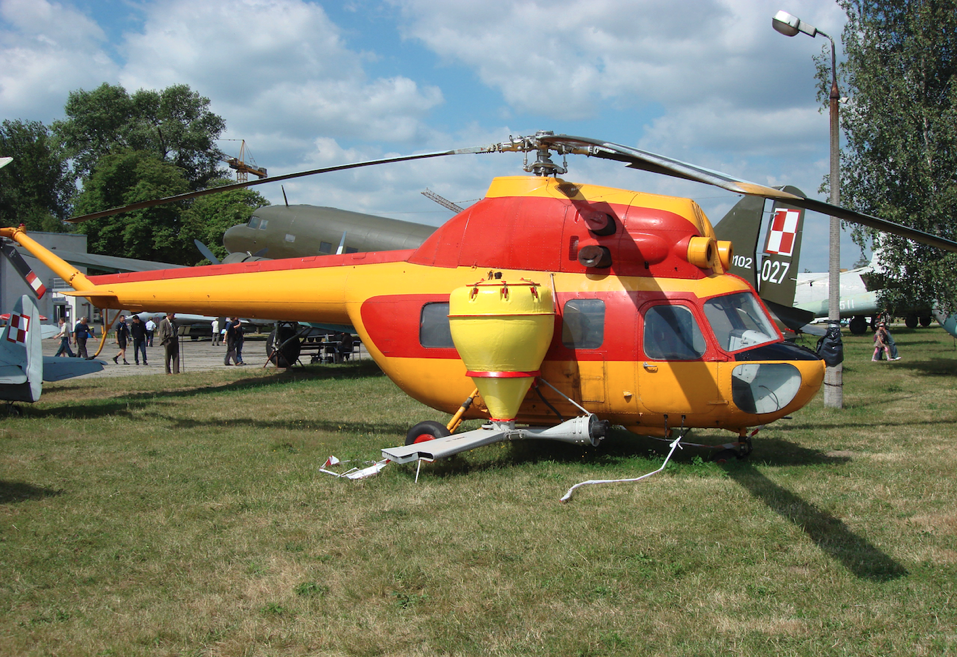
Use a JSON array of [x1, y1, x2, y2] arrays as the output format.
[[44, 175, 823, 437]]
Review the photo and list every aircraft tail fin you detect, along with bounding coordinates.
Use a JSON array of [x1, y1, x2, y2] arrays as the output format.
[[0, 295, 43, 402], [757, 187, 806, 309]]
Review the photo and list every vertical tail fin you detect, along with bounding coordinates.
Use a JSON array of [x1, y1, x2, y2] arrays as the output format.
[[757, 186, 806, 308], [0, 295, 43, 402]]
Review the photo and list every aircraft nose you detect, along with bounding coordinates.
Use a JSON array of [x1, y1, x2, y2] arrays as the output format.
[[223, 225, 257, 253]]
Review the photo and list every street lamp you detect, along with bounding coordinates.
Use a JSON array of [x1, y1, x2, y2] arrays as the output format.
[[773, 10, 843, 409]]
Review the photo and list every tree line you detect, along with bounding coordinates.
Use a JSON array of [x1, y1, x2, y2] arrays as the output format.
[[0, 83, 267, 266]]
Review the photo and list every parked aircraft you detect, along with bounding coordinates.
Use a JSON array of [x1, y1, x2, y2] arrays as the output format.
[[5, 133, 957, 463]]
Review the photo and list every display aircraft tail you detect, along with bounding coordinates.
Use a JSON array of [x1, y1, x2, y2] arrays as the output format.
[[0, 295, 43, 402], [714, 186, 819, 336]]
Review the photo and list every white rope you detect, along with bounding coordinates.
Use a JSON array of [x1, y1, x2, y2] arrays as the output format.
[[559, 433, 683, 503]]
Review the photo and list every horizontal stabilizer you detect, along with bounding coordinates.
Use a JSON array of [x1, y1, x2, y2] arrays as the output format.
[[42, 357, 105, 382]]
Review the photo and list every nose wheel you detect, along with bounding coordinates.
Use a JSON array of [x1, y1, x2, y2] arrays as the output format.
[[710, 435, 753, 463]]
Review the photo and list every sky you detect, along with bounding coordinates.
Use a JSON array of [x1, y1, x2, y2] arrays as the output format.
[[0, 0, 865, 272]]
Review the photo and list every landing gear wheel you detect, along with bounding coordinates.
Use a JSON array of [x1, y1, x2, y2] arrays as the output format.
[[405, 421, 451, 446], [920, 315, 932, 327], [905, 314, 918, 329], [710, 449, 738, 464], [849, 316, 868, 335], [267, 323, 302, 368]]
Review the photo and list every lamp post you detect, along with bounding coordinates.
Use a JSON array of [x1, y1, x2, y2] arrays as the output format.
[[773, 10, 843, 409]]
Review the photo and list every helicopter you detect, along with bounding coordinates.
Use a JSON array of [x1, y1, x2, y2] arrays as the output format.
[[4, 132, 957, 464]]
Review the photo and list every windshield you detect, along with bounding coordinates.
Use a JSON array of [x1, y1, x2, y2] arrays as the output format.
[[703, 292, 778, 352]]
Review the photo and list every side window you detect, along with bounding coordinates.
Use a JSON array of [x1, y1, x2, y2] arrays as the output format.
[[562, 299, 605, 349], [247, 216, 260, 229], [259, 219, 269, 230], [319, 241, 333, 254], [420, 302, 454, 348], [643, 305, 706, 360]]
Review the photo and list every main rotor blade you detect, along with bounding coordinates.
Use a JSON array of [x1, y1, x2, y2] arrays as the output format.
[[66, 147, 486, 224], [540, 134, 957, 254]]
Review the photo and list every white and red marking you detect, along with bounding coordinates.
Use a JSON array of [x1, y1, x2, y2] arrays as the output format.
[[25, 271, 46, 299], [765, 208, 801, 256], [6, 313, 29, 344]]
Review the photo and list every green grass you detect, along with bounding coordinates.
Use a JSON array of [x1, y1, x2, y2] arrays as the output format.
[[2, 329, 957, 655]]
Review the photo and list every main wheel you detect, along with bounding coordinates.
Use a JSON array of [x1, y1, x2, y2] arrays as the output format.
[[920, 315, 932, 327], [905, 314, 919, 329], [405, 421, 451, 446], [267, 324, 302, 368], [849, 316, 868, 335]]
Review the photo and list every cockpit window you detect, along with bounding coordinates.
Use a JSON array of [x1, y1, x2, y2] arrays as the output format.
[[420, 302, 453, 348], [643, 305, 706, 360], [704, 292, 777, 352], [247, 216, 260, 229]]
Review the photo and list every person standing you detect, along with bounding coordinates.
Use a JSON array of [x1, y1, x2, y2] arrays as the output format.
[[224, 317, 239, 366], [130, 314, 148, 365], [52, 317, 74, 357], [157, 312, 179, 374], [234, 319, 246, 365], [211, 317, 220, 346], [112, 315, 130, 364], [73, 316, 94, 360], [145, 316, 156, 347]]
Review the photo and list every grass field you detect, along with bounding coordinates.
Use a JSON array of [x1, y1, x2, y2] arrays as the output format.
[[2, 327, 956, 656]]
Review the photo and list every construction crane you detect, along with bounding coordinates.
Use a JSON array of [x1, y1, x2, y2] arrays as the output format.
[[225, 140, 267, 183], [421, 188, 464, 214]]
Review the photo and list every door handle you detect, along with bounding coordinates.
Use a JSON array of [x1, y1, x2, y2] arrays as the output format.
[[643, 362, 658, 372]]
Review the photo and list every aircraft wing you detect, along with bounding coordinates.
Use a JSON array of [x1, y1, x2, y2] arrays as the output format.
[[42, 357, 105, 382]]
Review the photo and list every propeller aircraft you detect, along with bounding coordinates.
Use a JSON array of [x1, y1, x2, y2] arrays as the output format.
[[4, 132, 957, 463]]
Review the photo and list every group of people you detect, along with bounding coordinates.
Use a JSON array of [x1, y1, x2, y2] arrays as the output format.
[[872, 321, 902, 361], [52, 315, 157, 361]]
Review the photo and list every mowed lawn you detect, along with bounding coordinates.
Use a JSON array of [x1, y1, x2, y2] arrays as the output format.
[[1, 328, 956, 656]]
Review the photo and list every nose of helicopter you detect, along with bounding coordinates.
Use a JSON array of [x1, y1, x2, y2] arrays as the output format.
[[728, 342, 825, 417]]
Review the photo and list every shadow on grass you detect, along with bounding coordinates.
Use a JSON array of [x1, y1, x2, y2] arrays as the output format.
[[0, 480, 63, 504], [726, 463, 908, 582], [32, 361, 386, 421]]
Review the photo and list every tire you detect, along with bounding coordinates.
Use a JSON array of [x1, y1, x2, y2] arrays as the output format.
[[267, 325, 302, 368], [404, 421, 451, 446], [905, 314, 918, 329], [849, 316, 868, 335], [919, 315, 932, 327]]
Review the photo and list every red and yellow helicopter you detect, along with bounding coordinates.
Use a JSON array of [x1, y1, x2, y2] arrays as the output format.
[[5, 132, 956, 464]]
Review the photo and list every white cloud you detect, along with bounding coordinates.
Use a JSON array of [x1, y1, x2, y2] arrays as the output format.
[[0, 0, 118, 121], [118, 0, 444, 153]]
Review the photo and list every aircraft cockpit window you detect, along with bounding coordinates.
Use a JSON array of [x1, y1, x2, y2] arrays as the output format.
[[704, 292, 777, 352], [247, 216, 260, 229], [643, 305, 706, 360], [319, 241, 333, 254], [284, 234, 296, 243], [259, 219, 268, 230], [561, 299, 605, 349], [420, 302, 454, 348]]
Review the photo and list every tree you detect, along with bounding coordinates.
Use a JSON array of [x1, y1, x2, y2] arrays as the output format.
[[54, 83, 227, 190], [0, 119, 75, 232], [824, 1, 957, 313], [73, 150, 191, 265], [179, 180, 270, 265]]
